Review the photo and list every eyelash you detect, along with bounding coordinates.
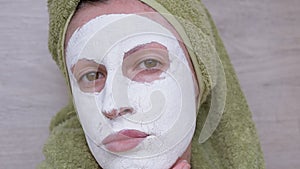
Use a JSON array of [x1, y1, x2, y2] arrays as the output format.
[[80, 71, 105, 82], [137, 58, 163, 70]]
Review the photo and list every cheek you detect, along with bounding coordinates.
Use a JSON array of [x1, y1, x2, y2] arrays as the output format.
[[70, 84, 106, 143], [125, 73, 182, 132]]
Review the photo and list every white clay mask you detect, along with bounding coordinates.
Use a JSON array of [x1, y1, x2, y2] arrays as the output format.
[[66, 14, 196, 169]]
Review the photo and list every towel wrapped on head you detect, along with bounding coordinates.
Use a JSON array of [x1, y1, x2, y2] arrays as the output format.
[[39, 0, 265, 168]]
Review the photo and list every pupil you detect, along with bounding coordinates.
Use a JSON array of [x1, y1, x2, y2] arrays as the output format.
[[145, 59, 157, 68], [87, 72, 97, 81]]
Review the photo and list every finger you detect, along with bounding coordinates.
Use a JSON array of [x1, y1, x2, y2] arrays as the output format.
[[171, 159, 191, 169]]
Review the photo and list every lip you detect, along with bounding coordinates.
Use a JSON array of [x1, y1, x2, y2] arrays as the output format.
[[102, 129, 149, 152]]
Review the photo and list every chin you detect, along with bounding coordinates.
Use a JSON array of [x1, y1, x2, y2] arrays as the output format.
[[85, 127, 195, 169]]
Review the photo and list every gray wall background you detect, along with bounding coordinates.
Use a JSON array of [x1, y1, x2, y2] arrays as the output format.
[[0, 0, 299, 169]]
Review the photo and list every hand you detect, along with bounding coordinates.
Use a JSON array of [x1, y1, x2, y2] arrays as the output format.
[[171, 158, 191, 169]]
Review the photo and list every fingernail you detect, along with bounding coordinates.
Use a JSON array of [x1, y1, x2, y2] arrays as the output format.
[[182, 160, 188, 163], [183, 163, 191, 169]]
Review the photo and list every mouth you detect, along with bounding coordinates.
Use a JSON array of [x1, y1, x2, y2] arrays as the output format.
[[102, 129, 149, 152]]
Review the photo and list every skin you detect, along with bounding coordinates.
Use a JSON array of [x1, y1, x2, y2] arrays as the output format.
[[65, 0, 199, 168]]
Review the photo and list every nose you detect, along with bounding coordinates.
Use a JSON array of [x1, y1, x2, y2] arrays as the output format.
[[102, 107, 134, 120]]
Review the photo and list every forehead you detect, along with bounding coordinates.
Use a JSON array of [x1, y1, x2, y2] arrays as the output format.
[[65, 0, 177, 46]]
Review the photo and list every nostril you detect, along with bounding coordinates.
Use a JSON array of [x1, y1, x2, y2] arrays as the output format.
[[102, 109, 118, 120], [102, 108, 133, 120], [119, 107, 134, 116], [124, 108, 132, 113]]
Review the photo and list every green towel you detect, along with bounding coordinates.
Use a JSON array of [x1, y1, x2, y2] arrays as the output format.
[[39, 0, 265, 168]]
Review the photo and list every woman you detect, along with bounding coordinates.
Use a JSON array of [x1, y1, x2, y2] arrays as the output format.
[[39, 0, 265, 168]]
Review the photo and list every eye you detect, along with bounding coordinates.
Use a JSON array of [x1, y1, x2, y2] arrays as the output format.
[[138, 59, 162, 69], [121, 42, 170, 83], [71, 59, 107, 93], [81, 71, 105, 82]]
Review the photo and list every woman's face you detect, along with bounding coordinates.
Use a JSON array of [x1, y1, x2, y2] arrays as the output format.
[[65, 0, 198, 168]]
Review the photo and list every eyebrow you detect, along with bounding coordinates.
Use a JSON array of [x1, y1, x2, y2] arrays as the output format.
[[123, 42, 168, 60], [123, 44, 147, 59], [71, 59, 99, 74]]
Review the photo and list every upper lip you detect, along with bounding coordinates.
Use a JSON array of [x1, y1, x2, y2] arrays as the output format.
[[102, 129, 149, 152]]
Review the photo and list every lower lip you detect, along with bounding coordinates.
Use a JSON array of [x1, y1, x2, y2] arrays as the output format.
[[102, 129, 148, 152]]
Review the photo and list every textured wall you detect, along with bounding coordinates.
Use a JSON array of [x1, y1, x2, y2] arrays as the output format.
[[0, 0, 299, 169], [0, 1, 68, 169]]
